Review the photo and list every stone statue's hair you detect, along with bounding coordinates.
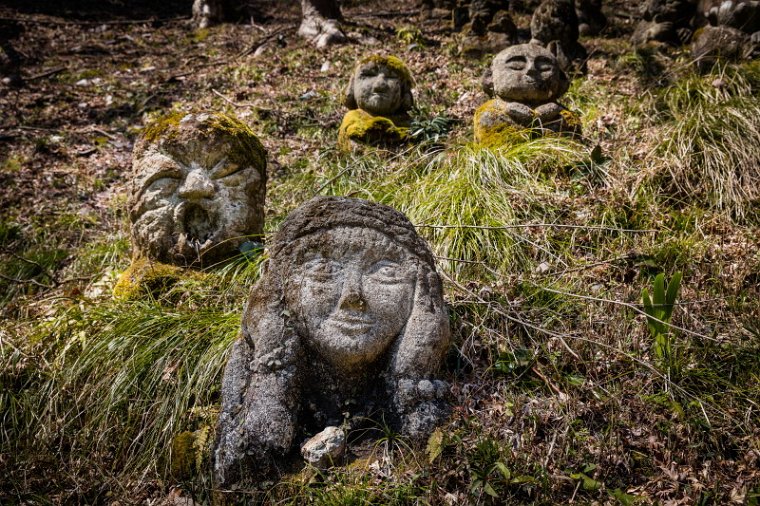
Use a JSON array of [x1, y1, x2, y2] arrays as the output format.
[[481, 43, 570, 99], [342, 55, 415, 113], [243, 196, 448, 377]]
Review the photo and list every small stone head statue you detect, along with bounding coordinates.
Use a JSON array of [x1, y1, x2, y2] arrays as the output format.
[[214, 196, 451, 488], [483, 43, 570, 106], [128, 112, 267, 267], [343, 55, 415, 117]]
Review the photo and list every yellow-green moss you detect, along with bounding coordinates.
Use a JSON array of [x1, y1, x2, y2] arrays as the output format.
[[338, 109, 410, 151], [357, 54, 414, 84], [474, 99, 582, 147], [113, 256, 194, 300], [141, 111, 186, 144], [170, 431, 196, 480], [141, 111, 266, 171], [473, 99, 532, 147]]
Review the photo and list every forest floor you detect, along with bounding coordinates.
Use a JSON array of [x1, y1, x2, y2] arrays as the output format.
[[1, 0, 760, 504]]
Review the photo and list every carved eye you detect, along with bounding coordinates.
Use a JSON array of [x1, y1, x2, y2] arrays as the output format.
[[367, 260, 403, 283], [360, 68, 378, 78], [535, 57, 555, 72], [505, 58, 527, 71], [304, 258, 343, 282]]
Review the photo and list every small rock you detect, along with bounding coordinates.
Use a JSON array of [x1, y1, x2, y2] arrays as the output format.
[[536, 261, 551, 274], [301, 426, 346, 469]]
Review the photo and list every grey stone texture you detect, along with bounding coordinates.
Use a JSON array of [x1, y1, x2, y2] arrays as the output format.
[[128, 112, 267, 268], [300, 426, 347, 468], [483, 43, 570, 105], [343, 56, 414, 116], [705, 0, 760, 34], [530, 0, 589, 74], [213, 196, 451, 489]]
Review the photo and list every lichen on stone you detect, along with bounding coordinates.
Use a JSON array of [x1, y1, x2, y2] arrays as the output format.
[[338, 109, 410, 151]]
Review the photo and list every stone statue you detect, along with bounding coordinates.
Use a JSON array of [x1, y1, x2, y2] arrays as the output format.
[[338, 55, 415, 150], [459, 0, 518, 57], [691, 1, 760, 69], [530, 0, 589, 75], [631, 0, 699, 45], [213, 196, 451, 488], [475, 43, 580, 146], [128, 112, 267, 267]]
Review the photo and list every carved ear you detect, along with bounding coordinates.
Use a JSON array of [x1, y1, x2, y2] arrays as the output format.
[[482, 66, 495, 97], [343, 74, 358, 109]]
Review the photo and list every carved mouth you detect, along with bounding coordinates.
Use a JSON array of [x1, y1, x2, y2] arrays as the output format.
[[326, 313, 374, 336], [179, 203, 217, 250]]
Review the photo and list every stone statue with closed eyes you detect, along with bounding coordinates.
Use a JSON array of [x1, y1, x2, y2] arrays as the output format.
[[475, 43, 581, 146]]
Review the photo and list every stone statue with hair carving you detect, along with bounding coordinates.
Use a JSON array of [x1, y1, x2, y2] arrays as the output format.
[[213, 196, 451, 489], [475, 43, 581, 146], [115, 112, 267, 298], [338, 55, 415, 150]]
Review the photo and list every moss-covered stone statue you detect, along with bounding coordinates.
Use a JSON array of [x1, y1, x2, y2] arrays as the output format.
[[213, 196, 451, 489], [338, 55, 415, 150], [115, 112, 267, 298], [474, 43, 581, 147]]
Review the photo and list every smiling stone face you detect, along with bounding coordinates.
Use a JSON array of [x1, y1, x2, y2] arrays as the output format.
[[292, 227, 416, 369], [129, 112, 267, 266], [491, 43, 569, 105]]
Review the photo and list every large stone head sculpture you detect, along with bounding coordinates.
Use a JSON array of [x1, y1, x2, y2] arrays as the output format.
[[128, 112, 267, 267], [214, 196, 451, 488], [483, 43, 570, 105], [343, 55, 415, 117]]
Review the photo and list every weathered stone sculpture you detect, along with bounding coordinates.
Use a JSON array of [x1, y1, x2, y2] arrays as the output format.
[[530, 0, 589, 75], [631, 0, 699, 45], [128, 111, 267, 267], [459, 0, 518, 57], [475, 43, 580, 146], [338, 55, 415, 150], [692, 1, 760, 68], [213, 196, 451, 488]]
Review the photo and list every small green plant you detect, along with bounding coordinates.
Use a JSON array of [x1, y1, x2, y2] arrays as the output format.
[[641, 271, 682, 372]]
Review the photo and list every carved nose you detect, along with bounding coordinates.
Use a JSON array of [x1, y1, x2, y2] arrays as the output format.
[[179, 169, 215, 200], [338, 273, 366, 310], [372, 76, 389, 91]]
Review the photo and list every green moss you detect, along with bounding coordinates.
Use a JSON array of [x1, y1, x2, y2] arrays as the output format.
[[113, 257, 192, 300], [357, 54, 413, 84], [140, 111, 267, 171], [474, 99, 582, 147], [338, 109, 410, 150], [170, 431, 196, 479]]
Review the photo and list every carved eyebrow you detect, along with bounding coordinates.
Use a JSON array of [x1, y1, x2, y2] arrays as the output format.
[[140, 161, 183, 190], [209, 157, 245, 179], [505, 56, 527, 63]]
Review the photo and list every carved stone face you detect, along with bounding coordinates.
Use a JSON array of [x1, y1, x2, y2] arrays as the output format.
[[129, 114, 266, 266], [491, 44, 568, 104], [293, 227, 416, 370], [352, 62, 405, 116]]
